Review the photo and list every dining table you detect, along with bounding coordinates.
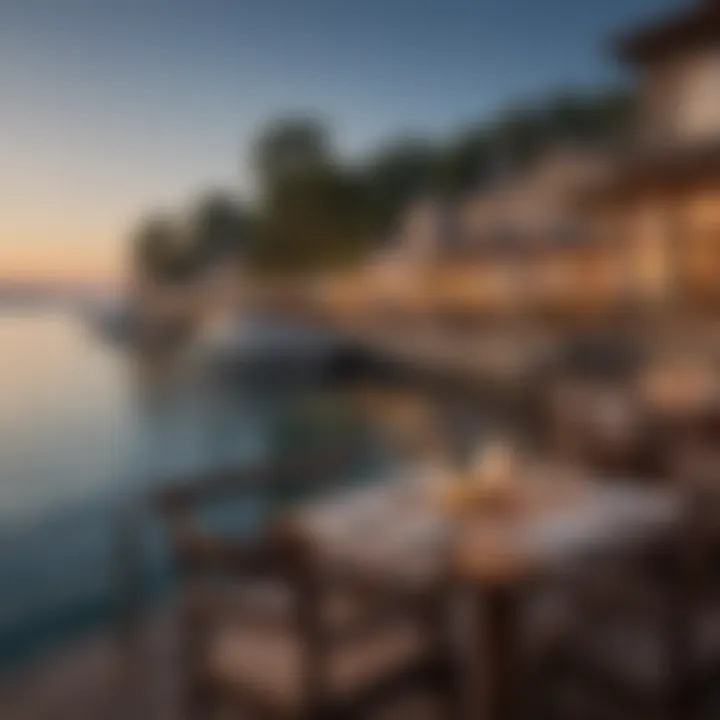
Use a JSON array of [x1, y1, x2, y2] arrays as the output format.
[[276, 461, 684, 720]]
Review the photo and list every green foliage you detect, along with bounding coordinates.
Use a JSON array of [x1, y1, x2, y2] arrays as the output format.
[[488, 104, 550, 169], [435, 129, 494, 196], [360, 138, 441, 234], [542, 88, 635, 146], [132, 87, 635, 281], [252, 116, 333, 192], [189, 192, 253, 268], [132, 214, 195, 284], [245, 118, 369, 273], [250, 163, 369, 273]]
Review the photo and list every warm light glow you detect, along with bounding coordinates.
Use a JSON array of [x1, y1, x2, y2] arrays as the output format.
[[0, 199, 130, 284], [0, 240, 122, 284]]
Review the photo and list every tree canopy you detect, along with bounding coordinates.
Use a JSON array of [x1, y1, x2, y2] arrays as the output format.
[[132, 214, 194, 285], [132, 86, 635, 281], [252, 117, 334, 193], [360, 138, 441, 236], [189, 193, 253, 269]]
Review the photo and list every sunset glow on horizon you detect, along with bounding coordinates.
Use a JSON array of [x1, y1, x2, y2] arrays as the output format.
[[0, 0, 674, 285], [0, 237, 124, 285]]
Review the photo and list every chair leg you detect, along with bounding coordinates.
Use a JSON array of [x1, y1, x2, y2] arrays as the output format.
[[180, 677, 218, 720]]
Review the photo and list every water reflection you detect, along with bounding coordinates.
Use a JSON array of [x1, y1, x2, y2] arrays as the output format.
[[0, 311, 356, 669], [0, 309, 499, 671]]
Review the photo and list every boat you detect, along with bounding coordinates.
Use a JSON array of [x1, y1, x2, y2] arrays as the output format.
[[193, 314, 346, 371]]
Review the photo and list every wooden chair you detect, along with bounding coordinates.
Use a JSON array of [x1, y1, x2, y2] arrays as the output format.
[[531, 460, 720, 720], [156, 452, 451, 719], [544, 379, 655, 477], [671, 442, 720, 606], [532, 542, 690, 719]]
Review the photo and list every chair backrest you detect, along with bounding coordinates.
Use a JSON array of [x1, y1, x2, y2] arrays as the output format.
[[155, 447, 358, 578], [669, 443, 720, 574], [546, 380, 646, 473], [156, 449, 362, 703]]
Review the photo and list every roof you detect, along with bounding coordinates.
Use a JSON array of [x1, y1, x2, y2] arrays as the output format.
[[615, 1, 720, 64]]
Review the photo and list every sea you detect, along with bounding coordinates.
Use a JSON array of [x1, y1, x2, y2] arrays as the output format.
[[0, 307, 379, 673]]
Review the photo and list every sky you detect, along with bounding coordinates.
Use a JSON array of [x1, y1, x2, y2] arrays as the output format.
[[0, 0, 678, 285]]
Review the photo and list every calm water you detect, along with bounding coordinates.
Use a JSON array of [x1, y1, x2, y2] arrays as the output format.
[[0, 310, 370, 671]]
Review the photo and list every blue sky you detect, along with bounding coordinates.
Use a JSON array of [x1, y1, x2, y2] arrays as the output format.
[[0, 0, 676, 281]]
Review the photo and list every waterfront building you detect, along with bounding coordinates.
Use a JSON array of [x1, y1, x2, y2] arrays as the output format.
[[592, 0, 720, 310]]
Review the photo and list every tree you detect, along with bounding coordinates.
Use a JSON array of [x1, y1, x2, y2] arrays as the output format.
[[434, 87, 635, 195], [251, 163, 368, 273], [543, 87, 635, 146], [129, 86, 637, 280], [132, 213, 194, 284], [585, 88, 636, 144], [435, 128, 495, 196], [189, 192, 253, 269], [252, 116, 334, 194], [360, 137, 440, 236], [489, 104, 550, 170], [248, 116, 371, 273]]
